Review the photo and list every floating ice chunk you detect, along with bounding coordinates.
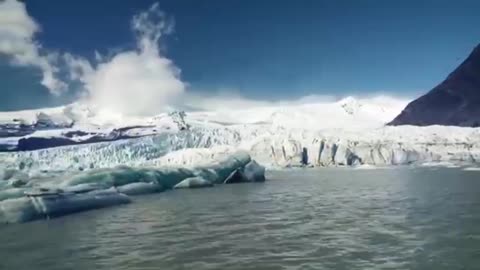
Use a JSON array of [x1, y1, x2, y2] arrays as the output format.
[[242, 160, 266, 182], [117, 182, 164, 195], [0, 151, 264, 224], [223, 169, 245, 184], [32, 189, 131, 219], [174, 177, 213, 189], [463, 167, 480, 171], [223, 160, 265, 184], [60, 166, 192, 189], [205, 151, 251, 182], [0, 197, 39, 224], [193, 168, 219, 183], [62, 183, 105, 193], [353, 164, 378, 170], [420, 161, 460, 168], [7, 179, 27, 188], [0, 188, 27, 201], [150, 167, 196, 188], [58, 151, 252, 190], [0, 189, 131, 224]]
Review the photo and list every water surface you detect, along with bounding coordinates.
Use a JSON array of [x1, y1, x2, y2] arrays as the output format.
[[1, 167, 480, 270]]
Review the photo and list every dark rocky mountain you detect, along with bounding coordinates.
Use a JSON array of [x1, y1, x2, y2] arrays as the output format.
[[389, 44, 480, 127]]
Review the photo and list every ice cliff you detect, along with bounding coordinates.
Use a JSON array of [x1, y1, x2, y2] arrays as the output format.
[[1, 96, 480, 174]]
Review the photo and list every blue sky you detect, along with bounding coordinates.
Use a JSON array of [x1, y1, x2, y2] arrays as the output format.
[[1, 0, 480, 110]]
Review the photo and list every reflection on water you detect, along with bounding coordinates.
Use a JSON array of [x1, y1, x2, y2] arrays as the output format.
[[1, 167, 480, 270]]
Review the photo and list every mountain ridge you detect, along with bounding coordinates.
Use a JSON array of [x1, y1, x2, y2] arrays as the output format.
[[389, 43, 480, 126]]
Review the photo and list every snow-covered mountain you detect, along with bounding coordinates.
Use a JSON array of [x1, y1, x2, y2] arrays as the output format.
[[0, 103, 190, 151], [2, 95, 480, 175], [0, 96, 406, 151]]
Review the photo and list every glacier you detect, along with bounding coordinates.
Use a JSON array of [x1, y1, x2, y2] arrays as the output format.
[[1, 96, 480, 175]]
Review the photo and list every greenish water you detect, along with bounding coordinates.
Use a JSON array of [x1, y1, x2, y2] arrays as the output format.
[[1, 167, 480, 270]]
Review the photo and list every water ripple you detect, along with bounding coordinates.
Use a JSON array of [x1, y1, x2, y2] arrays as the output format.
[[1, 167, 480, 270]]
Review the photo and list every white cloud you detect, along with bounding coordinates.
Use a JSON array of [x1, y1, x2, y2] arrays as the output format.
[[0, 1, 185, 115], [131, 3, 174, 52], [0, 1, 412, 116], [180, 91, 339, 111], [0, 0, 66, 94], [70, 3, 185, 116], [179, 89, 414, 112], [63, 53, 93, 82]]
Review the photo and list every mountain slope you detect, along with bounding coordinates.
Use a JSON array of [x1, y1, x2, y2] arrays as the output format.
[[389, 43, 480, 126]]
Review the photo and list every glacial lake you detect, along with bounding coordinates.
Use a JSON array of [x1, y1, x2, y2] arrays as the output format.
[[1, 167, 480, 270]]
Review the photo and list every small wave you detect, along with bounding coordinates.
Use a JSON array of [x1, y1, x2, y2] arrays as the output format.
[[420, 162, 460, 168], [353, 164, 379, 170]]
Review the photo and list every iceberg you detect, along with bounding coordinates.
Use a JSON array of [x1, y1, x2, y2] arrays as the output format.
[[29, 189, 131, 219], [174, 177, 213, 189], [243, 160, 266, 182], [0, 190, 131, 224], [0, 151, 265, 224], [463, 167, 480, 171], [116, 182, 164, 195]]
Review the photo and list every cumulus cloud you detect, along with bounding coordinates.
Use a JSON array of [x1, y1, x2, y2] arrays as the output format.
[[0, 0, 66, 94]]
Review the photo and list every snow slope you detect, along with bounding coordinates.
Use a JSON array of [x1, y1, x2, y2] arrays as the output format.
[[186, 96, 406, 130]]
